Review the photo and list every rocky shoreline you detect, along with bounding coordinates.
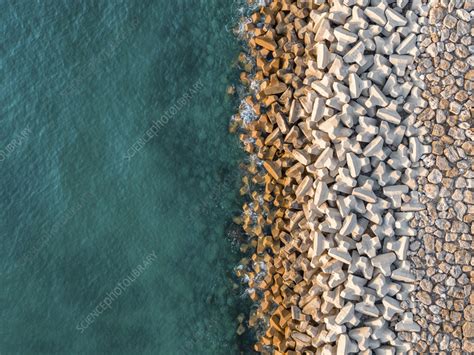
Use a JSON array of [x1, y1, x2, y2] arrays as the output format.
[[233, 0, 472, 353]]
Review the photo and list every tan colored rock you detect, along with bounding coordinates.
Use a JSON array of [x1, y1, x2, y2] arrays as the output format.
[[465, 305, 474, 322], [463, 338, 474, 353], [463, 322, 474, 338], [255, 36, 277, 51], [416, 291, 432, 306], [264, 78, 287, 96], [263, 161, 282, 180]]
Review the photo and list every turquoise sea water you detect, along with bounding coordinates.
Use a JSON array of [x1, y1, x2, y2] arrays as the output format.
[[1, 0, 253, 354]]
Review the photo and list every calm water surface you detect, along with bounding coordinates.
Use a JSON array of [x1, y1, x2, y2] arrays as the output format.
[[0, 0, 252, 353]]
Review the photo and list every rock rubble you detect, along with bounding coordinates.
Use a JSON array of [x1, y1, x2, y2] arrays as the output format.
[[232, 0, 473, 353], [406, 0, 473, 353]]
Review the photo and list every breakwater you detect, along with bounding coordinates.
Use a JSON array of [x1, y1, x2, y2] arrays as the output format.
[[234, 0, 473, 353]]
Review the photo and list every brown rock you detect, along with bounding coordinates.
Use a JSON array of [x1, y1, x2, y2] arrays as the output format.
[[424, 234, 435, 252], [263, 160, 282, 180], [465, 190, 474, 204], [463, 338, 474, 353], [417, 291, 432, 305], [439, 98, 449, 109], [432, 141, 445, 155], [429, 7, 444, 24], [264, 76, 287, 95], [448, 127, 465, 140], [465, 305, 474, 321], [424, 184, 440, 199], [255, 36, 277, 52], [463, 322, 474, 337], [454, 90, 468, 103], [454, 249, 471, 265], [452, 310, 463, 323], [462, 141, 474, 155], [436, 156, 450, 170], [441, 135, 455, 145], [466, 69, 474, 81], [432, 124, 445, 136]]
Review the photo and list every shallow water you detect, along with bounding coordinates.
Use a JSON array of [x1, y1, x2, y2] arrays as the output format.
[[0, 0, 253, 353]]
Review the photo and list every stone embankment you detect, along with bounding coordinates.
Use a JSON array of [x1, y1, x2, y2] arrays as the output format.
[[407, 0, 473, 353], [232, 0, 473, 353]]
